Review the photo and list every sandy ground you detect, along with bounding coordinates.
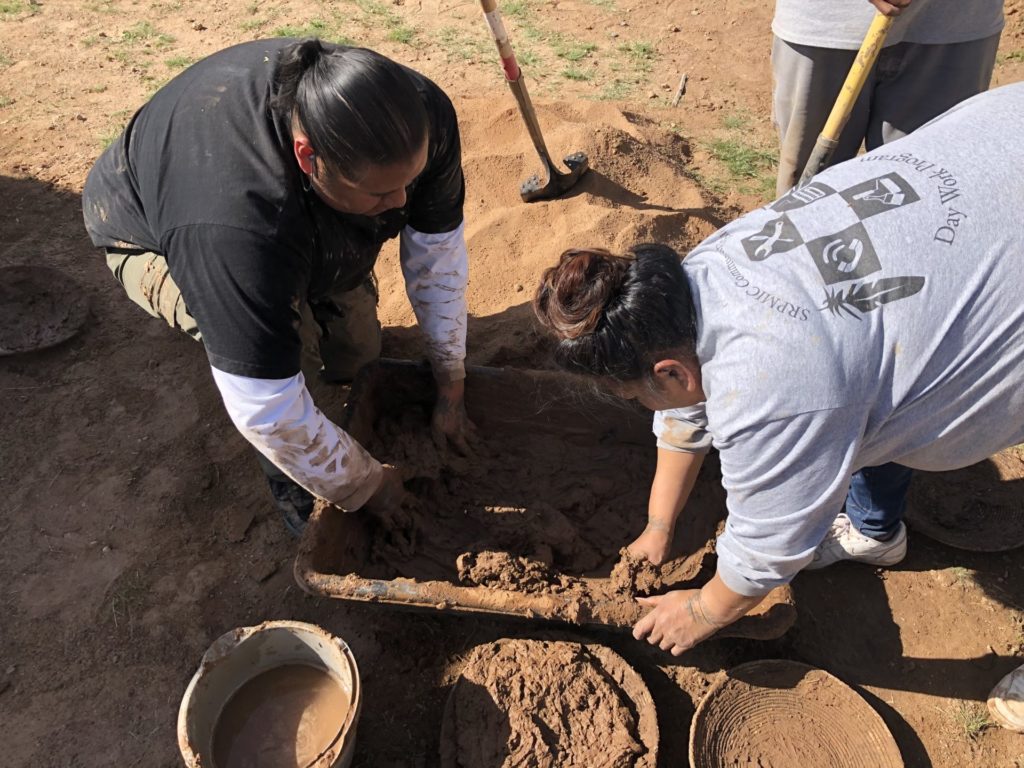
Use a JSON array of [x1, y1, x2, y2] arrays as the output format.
[[2, 0, 1024, 766]]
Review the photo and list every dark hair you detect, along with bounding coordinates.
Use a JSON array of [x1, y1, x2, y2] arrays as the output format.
[[533, 244, 698, 381], [273, 39, 429, 180]]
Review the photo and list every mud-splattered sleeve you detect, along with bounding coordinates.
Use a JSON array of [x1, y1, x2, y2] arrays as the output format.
[[210, 367, 384, 511], [400, 223, 468, 383], [653, 405, 713, 453]]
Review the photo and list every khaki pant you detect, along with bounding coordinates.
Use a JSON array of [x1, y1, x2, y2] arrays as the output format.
[[105, 249, 382, 383], [771, 33, 1000, 196], [107, 249, 382, 484]]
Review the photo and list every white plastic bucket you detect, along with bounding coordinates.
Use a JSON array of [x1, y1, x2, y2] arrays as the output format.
[[177, 620, 361, 768]]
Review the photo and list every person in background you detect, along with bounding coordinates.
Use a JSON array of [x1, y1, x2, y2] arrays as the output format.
[[83, 38, 474, 534], [772, 0, 1004, 195]]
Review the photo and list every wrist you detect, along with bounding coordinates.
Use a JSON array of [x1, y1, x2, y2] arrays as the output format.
[[645, 518, 674, 536], [433, 362, 466, 386]]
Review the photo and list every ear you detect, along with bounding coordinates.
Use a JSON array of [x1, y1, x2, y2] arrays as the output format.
[[652, 358, 700, 392], [293, 134, 316, 176]]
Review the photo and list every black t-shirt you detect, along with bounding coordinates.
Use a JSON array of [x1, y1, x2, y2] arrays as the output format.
[[83, 39, 465, 379]]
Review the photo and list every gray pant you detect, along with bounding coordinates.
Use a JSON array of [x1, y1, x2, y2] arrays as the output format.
[[106, 249, 382, 482], [771, 33, 1000, 196]]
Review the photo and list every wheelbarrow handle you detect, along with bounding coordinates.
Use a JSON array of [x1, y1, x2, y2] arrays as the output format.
[[798, 13, 895, 186]]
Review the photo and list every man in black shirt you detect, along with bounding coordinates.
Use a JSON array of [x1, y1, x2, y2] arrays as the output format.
[[83, 38, 474, 533]]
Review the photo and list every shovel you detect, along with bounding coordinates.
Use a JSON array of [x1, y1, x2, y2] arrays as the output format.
[[479, 0, 590, 202], [798, 12, 895, 186]]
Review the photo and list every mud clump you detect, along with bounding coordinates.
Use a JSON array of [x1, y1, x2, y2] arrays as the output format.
[[456, 551, 570, 594], [441, 639, 658, 768]]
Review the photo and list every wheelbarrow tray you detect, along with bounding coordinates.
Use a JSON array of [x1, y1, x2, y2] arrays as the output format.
[[294, 360, 795, 639]]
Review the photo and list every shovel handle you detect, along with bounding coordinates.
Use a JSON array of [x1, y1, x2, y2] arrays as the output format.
[[478, 0, 555, 169], [479, 0, 521, 81], [798, 13, 894, 186]]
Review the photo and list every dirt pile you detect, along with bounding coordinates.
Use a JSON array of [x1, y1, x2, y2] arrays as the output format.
[[376, 99, 722, 366], [441, 639, 658, 768]]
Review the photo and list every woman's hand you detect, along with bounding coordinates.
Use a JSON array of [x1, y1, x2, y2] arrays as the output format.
[[627, 520, 674, 565], [432, 378, 478, 455], [633, 589, 728, 655], [633, 574, 766, 656]]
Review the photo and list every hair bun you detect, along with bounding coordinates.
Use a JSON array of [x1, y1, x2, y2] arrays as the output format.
[[534, 248, 632, 339]]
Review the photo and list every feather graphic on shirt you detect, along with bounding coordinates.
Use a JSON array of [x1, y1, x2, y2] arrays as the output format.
[[821, 276, 925, 319]]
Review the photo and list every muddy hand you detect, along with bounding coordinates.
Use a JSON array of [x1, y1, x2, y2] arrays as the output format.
[[627, 520, 674, 565], [432, 378, 480, 457], [364, 464, 417, 555], [633, 589, 729, 656]]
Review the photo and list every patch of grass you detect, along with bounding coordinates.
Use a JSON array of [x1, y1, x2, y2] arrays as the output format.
[[165, 55, 194, 69], [553, 37, 596, 62], [596, 78, 632, 100], [82, 34, 102, 47], [561, 66, 591, 81], [501, 0, 534, 19], [997, 49, 1024, 64], [106, 568, 149, 638], [386, 23, 416, 45], [240, 18, 267, 32], [722, 111, 752, 130], [273, 18, 353, 44], [585, 0, 615, 8], [0, 50, 11, 67], [0, 0, 37, 16], [518, 48, 540, 68], [0, 94, 14, 108], [949, 701, 993, 743], [86, 84, 108, 93], [121, 21, 175, 48], [949, 566, 976, 587], [619, 40, 655, 70], [707, 138, 777, 179]]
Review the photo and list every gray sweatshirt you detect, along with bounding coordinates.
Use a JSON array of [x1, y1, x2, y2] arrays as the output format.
[[772, 0, 1003, 49], [657, 83, 1024, 596]]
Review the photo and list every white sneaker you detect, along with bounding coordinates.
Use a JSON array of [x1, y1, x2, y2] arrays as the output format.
[[988, 663, 1024, 732], [805, 513, 907, 570]]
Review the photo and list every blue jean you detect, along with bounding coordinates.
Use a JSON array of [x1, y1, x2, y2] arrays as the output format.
[[845, 463, 913, 540]]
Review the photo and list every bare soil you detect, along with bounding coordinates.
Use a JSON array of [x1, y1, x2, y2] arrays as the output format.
[[1, 1, 1023, 767]]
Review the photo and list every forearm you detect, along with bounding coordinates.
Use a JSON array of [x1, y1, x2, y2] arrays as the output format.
[[210, 367, 383, 510], [646, 448, 706, 534], [400, 223, 468, 383]]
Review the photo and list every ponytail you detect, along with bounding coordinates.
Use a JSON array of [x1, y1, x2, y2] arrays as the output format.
[[272, 39, 429, 181]]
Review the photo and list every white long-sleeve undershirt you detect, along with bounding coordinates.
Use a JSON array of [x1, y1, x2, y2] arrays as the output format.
[[209, 224, 468, 507], [211, 368, 384, 510], [401, 223, 469, 382]]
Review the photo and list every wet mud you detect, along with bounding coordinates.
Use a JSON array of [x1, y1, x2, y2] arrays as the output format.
[[440, 639, 658, 768], [212, 664, 348, 768]]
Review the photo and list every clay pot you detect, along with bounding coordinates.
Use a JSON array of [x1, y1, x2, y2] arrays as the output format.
[[177, 620, 361, 768], [988, 663, 1024, 732]]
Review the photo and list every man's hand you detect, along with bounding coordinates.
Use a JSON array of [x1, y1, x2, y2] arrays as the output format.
[[362, 464, 415, 554], [432, 378, 478, 455], [869, 0, 911, 16], [627, 520, 674, 565], [633, 589, 728, 656]]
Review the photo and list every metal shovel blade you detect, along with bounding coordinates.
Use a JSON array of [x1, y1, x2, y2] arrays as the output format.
[[520, 151, 590, 203]]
